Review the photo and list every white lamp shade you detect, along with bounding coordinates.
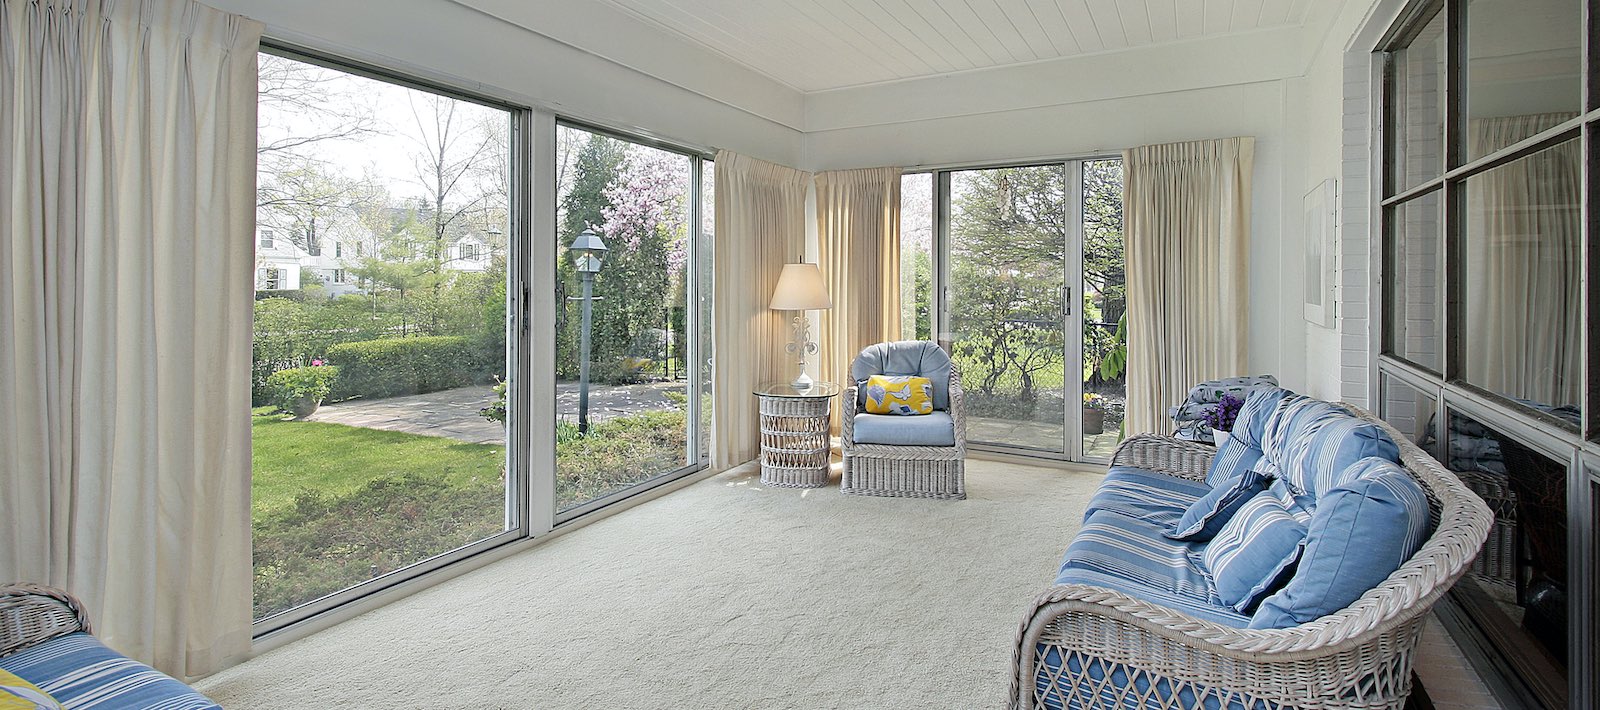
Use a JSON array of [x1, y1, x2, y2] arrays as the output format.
[[770, 263, 832, 310]]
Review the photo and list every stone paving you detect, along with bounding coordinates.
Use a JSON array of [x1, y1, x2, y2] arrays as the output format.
[[968, 417, 1123, 459], [307, 380, 686, 445]]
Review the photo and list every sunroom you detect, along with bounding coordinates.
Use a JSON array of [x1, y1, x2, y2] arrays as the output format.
[[0, 0, 1592, 708]]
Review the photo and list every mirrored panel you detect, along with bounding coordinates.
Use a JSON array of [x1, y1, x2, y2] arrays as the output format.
[[1464, 0, 1583, 162], [1461, 139, 1582, 415], [1390, 8, 1447, 193], [1383, 190, 1444, 371], [1379, 373, 1439, 456], [1445, 409, 1570, 701]]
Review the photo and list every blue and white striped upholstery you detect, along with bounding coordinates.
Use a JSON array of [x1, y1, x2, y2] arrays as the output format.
[[1203, 388, 1287, 487], [1034, 647, 1281, 710], [0, 633, 219, 710], [1251, 457, 1433, 629], [1202, 492, 1308, 613], [1082, 466, 1212, 529], [1058, 512, 1250, 628], [1167, 468, 1270, 541], [1263, 478, 1314, 525], [1260, 395, 1400, 498]]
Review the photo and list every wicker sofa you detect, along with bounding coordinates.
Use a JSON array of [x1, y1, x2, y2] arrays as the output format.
[[1010, 392, 1493, 709], [1, 583, 220, 709]]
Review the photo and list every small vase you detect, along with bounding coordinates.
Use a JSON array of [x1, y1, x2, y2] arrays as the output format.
[[1082, 407, 1105, 435], [1212, 427, 1230, 447]]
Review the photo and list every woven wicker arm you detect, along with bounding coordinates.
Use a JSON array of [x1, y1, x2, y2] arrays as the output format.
[[948, 364, 966, 452], [1, 583, 91, 658], [1109, 434, 1215, 482], [1011, 408, 1493, 709], [842, 382, 859, 448]]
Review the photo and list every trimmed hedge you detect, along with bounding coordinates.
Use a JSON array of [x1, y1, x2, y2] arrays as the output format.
[[326, 336, 488, 400]]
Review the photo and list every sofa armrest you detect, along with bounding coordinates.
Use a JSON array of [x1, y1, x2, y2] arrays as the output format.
[[1, 583, 91, 658], [1010, 583, 1424, 710], [948, 368, 966, 451], [841, 384, 858, 447], [1109, 434, 1214, 483]]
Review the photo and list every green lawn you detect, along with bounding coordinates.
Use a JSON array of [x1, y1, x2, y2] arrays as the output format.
[[250, 407, 504, 523]]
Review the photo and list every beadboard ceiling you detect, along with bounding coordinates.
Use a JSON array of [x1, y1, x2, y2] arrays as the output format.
[[595, 0, 1316, 92]]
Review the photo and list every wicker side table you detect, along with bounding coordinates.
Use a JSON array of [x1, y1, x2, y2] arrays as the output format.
[[755, 382, 839, 488]]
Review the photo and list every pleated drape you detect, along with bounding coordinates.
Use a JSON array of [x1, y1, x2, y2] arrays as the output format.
[[1464, 113, 1582, 407], [815, 166, 902, 432], [0, 0, 261, 678], [1122, 137, 1254, 435], [711, 151, 811, 469]]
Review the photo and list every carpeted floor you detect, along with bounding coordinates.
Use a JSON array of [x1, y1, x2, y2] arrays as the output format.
[[197, 459, 1102, 709]]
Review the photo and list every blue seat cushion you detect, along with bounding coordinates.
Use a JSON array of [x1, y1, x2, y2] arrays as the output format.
[[1167, 468, 1270, 541], [1261, 395, 1400, 498], [1202, 491, 1308, 613], [0, 632, 220, 710], [850, 340, 953, 410], [1056, 511, 1250, 628], [852, 411, 955, 446], [1082, 466, 1212, 529], [1251, 458, 1432, 629], [1034, 647, 1281, 710]]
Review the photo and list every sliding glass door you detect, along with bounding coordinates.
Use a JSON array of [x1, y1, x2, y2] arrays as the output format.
[[922, 158, 1125, 462]]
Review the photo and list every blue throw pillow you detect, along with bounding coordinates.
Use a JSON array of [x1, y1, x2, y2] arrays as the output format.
[[1249, 457, 1432, 629], [1167, 468, 1270, 541], [1262, 397, 1400, 498], [1203, 491, 1308, 613], [1204, 436, 1266, 488]]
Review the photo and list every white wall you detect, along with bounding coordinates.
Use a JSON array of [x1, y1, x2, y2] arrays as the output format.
[[208, 0, 804, 166]]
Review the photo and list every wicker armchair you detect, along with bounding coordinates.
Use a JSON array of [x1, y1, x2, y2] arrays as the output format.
[[0, 583, 91, 659], [840, 341, 967, 500], [1010, 408, 1494, 709]]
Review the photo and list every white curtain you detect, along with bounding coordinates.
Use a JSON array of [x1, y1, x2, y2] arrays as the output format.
[[815, 166, 902, 432], [0, 0, 261, 678], [711, 151, 811, 470], [1464, 113, 1582, 407], [1122, 137, 1254, 435]]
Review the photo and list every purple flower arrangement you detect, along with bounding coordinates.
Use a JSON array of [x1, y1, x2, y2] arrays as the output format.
[[1202, 394, 1244, 433]]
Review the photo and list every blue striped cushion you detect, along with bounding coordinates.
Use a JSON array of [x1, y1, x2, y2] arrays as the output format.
[[1167, 468, 1270, 541], [1261, 396, 1399, 498], [1058, 511, 1250, 628], [1251, 458, 1432, 629], [0, 633, 219, 710], [1264, 477, 1314, 524], [1082, 466, 1212, 529], [1203, 388, 1287, 487], [1202, 492, 1308, 613]]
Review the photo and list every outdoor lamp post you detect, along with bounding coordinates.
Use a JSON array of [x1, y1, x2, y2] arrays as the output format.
[[571, 228, 608, 434], [769, 263, 833, 390]]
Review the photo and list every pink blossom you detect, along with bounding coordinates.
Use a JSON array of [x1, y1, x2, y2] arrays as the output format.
[[599, 149, 690, 273], [311, 359, 324, 366]]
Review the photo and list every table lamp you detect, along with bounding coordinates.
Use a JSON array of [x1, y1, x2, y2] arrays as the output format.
[[770, 263, 832, 390]]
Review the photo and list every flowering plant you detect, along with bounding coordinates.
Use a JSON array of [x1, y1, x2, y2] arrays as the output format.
[[1083, 392, 1107, 410], [1202, 394, 1244, 432]]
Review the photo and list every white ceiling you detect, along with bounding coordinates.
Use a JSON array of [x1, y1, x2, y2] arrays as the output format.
[[596, 0, 1317, 92]]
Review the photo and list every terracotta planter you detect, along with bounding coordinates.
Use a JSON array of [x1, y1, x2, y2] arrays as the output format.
[[1082, 407, 1105, 435]]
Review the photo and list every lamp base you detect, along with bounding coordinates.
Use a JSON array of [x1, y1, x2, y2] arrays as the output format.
[[791, 370, 814, 391]]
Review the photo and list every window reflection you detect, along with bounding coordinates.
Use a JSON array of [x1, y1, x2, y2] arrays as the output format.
[[1390, 8, 1446, 193], [1462, 139, 1582, 413], [1465, 0, 1582, 161], [1436, 410, 1569, 682], [1384, 191, 1443, 371], [1378, 374, 1437, 454]]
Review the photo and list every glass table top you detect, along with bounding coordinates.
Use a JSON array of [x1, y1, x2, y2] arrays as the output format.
[[755, 381, 840, 398]]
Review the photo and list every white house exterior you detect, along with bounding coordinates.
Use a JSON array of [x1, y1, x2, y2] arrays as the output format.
[[254, 212, 501, 294]]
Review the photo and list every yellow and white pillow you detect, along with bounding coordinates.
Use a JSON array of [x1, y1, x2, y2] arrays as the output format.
[[0, 670, 60, 710], [863, 375, 934, 416]]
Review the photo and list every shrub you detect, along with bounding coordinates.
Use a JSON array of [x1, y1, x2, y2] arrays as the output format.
[[326, 335, 490, 400], [265, 365, 339, 415]]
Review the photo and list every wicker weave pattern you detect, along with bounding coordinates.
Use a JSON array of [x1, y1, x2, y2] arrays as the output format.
[[1, 583, 91, 659], [840, 359, 966, 500], [1010, 407, 1494, 709], [758, 393, 834, 488]]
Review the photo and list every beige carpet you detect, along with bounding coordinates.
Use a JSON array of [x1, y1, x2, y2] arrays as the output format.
[[197, 460, 1101, 709]]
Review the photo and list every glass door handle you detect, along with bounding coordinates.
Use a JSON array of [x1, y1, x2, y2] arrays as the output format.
[[1064, 286, 1072, 317]]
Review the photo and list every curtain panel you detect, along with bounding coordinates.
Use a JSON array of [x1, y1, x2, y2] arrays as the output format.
[[711, 151, 811, 470], [1464, 113, 1582, 408], [1122, 137, 1255, 435], [815, 166, 902, 432], [0, 0, 262, 678]]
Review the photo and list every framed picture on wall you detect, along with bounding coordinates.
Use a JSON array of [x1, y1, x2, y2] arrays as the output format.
[[1303, 179, 1337, 327]]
